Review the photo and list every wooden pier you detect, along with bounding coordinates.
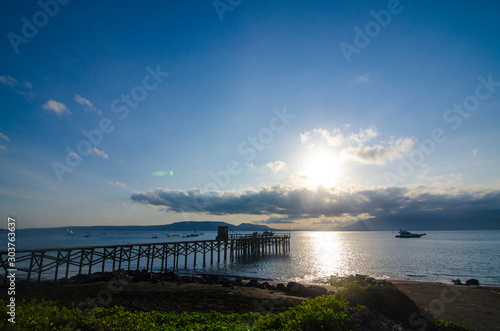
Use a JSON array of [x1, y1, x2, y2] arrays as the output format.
[[0, 233, 290, 284]]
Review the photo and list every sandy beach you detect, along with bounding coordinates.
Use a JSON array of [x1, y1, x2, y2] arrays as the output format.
[[3, 277, 499, 331], [391, 280, 500, 331]]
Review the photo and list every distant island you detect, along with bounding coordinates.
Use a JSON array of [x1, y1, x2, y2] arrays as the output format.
[[25, 216, 500, 232], [35, 221, 276, 232]]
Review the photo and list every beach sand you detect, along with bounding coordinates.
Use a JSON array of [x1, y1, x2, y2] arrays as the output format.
[[391, 280, 500, 331], [3, 279, 499, 330]]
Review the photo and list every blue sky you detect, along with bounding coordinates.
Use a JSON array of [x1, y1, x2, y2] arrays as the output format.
[[1, 0, 499, 229]]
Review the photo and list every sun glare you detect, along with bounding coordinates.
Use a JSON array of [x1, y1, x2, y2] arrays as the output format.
[[302, 151, 341, 188]]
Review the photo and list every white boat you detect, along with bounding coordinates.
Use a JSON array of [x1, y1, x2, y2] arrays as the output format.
[[67, 229, 74, 235], [395, 229, 426, 238]]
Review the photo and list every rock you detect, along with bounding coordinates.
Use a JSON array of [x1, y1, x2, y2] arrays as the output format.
[[248, 279, 260, 287], [287, 282, 312, 297], [276, 283, 288, 292], [71, 273, 90, 284], [306, 285, 328, 298], [58, 277, 73, 285], [451, 278, 462, 285], [465, 278, 480, 286]]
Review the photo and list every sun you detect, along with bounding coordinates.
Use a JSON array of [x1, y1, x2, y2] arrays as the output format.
[[302, 151, 341, 188]]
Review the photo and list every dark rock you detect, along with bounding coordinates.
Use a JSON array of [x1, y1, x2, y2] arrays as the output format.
[[276, 283, 288, 292], [465, 278, 480, 286], [16, 280, 30, 287], [306, 285, 328, 298], [71, 273, 91, 284], [248, 279, 260, 287], [451, 278, 463, 285], [58, 278, 73, 285], [287, 282, 309, 297]]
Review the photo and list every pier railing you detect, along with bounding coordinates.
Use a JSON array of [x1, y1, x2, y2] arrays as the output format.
[[0, 235, 290, 284]]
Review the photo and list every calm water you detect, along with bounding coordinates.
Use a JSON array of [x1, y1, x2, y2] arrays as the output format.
[[2, 229, 500, 286]]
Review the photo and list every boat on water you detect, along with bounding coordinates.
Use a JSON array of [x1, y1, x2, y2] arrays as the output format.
[[152, 235, 158, 239], [67, 229, 74, 235], [395, 229, 426, 238], [183, 232, 199, 238]]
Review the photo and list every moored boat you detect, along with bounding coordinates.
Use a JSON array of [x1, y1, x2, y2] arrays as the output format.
[[395, 229, 426, 238]]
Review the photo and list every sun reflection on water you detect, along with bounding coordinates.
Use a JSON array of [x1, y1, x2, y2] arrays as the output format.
[[303, 232, 347, 281]]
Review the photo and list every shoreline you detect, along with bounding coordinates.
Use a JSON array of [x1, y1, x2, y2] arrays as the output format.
[[2, 271, 499, 330]]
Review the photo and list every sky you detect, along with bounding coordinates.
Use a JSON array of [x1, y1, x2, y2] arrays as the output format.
[[1, 0, 499, 229]]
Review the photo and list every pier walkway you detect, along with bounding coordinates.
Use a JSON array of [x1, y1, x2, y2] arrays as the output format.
[[0, 233, 290, 284]]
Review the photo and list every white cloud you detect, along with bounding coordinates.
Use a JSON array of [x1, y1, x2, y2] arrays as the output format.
[[0, 75, 19, 86], [109, 181, 127, 189], [0, 145, 7, 153], [342, 137, 414, 165], [16, 90, 35, 99], [266, 161, 286, 173], [301, 126, 377, 148], [300, 128, 345, 147], [0, 133, 9, 141], [348, 127, 378, 144], [92, 147, 108, 159], [355, 74, 370, 83], [0, 75, 32, 89], [472, 149, 478, 157], [74, 94, 101, 115], [42, 100, 72, 117], [353, 71, 378, 84], [301, 126, 413, 165]]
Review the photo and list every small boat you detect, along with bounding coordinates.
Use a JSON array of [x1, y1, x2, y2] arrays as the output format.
[[183, 232, 199, 238], [171, 234, 180, 237], [152, 235, 158, 239], [395, 229, 426, 238], [67, 229, 74, 236], [84, 232, 91, 238]]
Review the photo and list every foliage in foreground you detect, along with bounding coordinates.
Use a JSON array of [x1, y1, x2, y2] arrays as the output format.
[[0, 296, 353, 331], [0, 277, 474, 330]]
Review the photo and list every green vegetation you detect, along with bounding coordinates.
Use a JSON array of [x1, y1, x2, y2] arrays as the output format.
[[0, 277, 473, 330], [433, 319, 474, 331], [0, 297, 353, 330]]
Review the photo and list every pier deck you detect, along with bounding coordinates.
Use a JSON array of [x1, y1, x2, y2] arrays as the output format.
[[0, 234, 290, 284]]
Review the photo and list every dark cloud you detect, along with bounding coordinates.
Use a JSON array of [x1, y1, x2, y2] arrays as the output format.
[[254, 216, 296, 224], [131, 185, 500, 226]]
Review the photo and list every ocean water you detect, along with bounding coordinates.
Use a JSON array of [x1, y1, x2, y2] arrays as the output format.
[[2, 229, 499, 286]]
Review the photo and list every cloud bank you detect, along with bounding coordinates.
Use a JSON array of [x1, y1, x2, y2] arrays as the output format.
[[131, 185, 500, 227]]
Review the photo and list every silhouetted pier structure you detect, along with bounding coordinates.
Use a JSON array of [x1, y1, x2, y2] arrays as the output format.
[[0, 229, 290, 284]]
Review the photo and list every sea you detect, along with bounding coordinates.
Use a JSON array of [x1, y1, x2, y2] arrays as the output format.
[[2, 229, 500, 286]]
